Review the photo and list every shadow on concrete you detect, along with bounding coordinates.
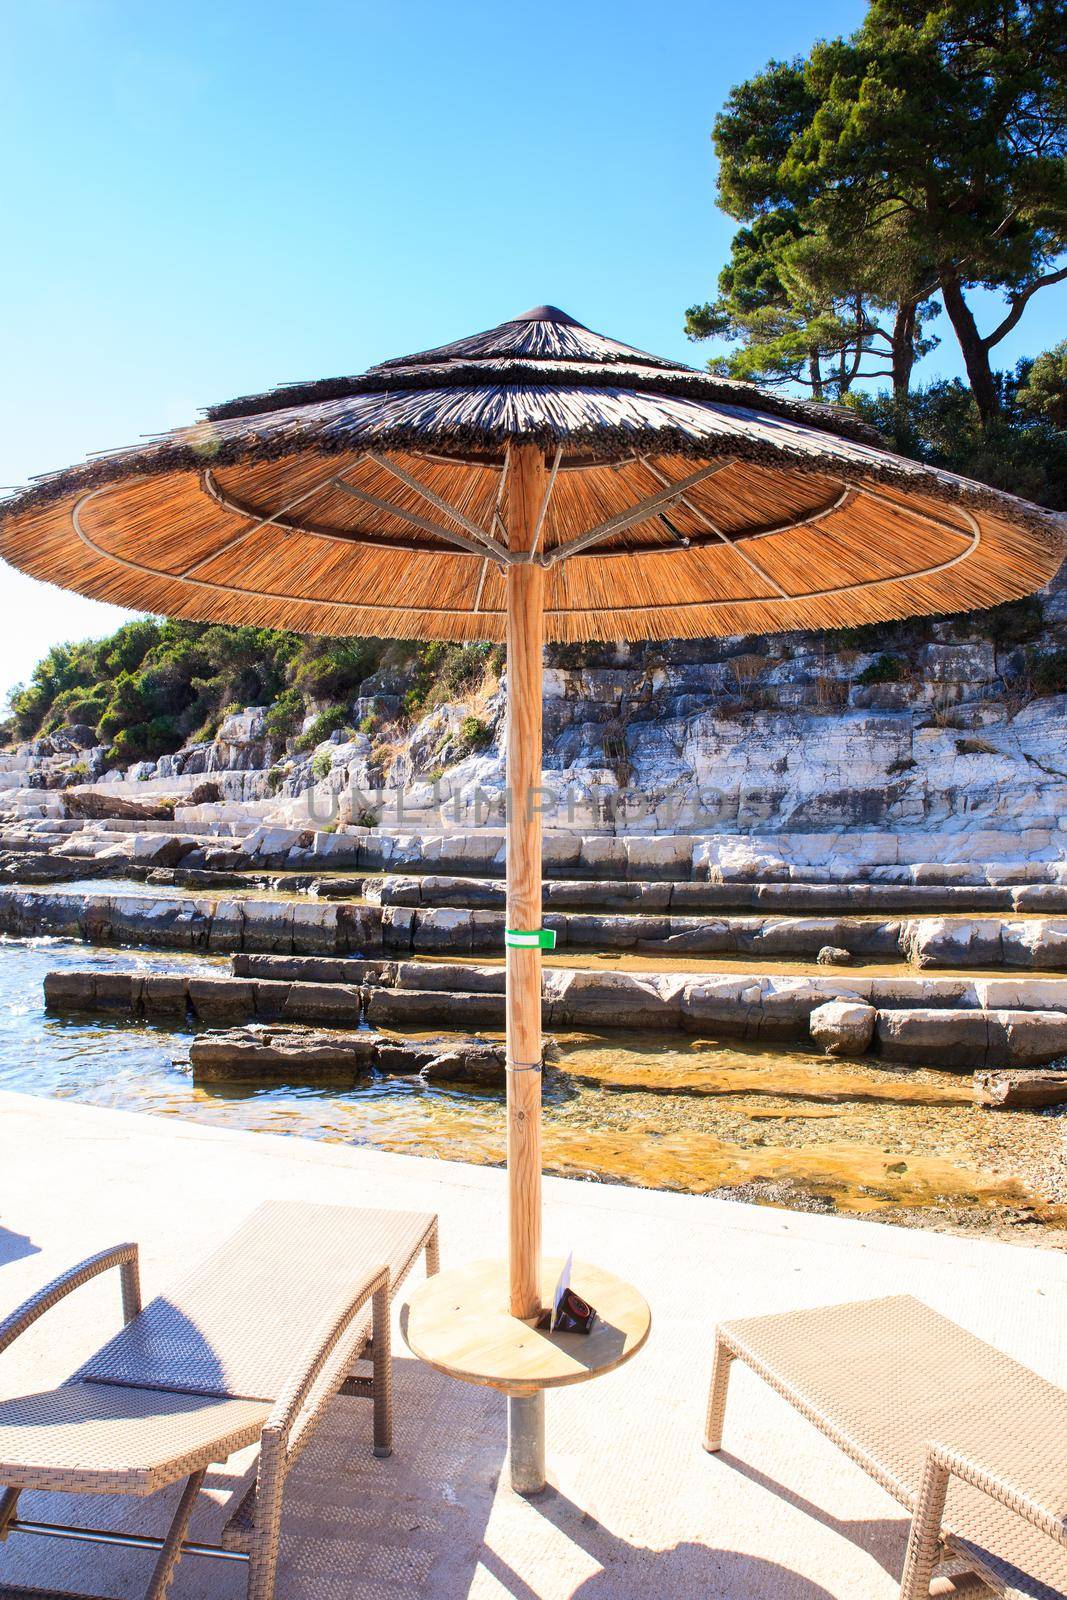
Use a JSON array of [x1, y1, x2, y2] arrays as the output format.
[[715, 1452, 910, 1583], [529, 1476, 841, 1600], [378, 1358, 846, 1600], [482, 1522, 840, 1600], [0, 1225, 39, 1268]]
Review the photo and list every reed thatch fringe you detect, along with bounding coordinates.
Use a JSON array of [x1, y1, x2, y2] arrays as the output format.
[[1, 306, 1063, 644], [3, 386, 1064, 543], [0, 453, 1058, 643], [205, 358, 885, 447]]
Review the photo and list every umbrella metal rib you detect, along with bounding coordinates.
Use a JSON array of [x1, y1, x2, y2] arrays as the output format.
[[538, 459, 733, 565], [333, 477, 509, 562], [191, 462, 366, 575], [527, 447, 563, 560], [639, 458, 791, 598], [366, 451, 508, 558]]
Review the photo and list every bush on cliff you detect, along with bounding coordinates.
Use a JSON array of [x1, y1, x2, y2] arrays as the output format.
[[296, 705, 350, 752], [856, 654, 906, 686]]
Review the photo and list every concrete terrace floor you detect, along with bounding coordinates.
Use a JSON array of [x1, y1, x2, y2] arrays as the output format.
[[1, 1093, 1066, 1600]]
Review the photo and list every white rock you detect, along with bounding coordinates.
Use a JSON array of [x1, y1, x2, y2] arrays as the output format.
[[218, 707, 267, 744], [902, 917, 1003, 967], [809, 1001, 876, 1057]]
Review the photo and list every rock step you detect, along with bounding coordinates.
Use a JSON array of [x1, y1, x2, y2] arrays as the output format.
[[231, 953, 1067, 1016], [11, 848, 1067, 914], [974, 1070, 1067, 1109], [364, 873, 1067, 916], [44, 969, 364, 1027], [44, 964, 1067, 1070], [9, 819, 1067, 888], [8, 888, 1067, 968], [235, 825, 1067, 884], [103, 862, 1067, 914], [0, 850, 118, 886], [189, 1027, 511, 1086], [875, 1008, 1067, 1070]]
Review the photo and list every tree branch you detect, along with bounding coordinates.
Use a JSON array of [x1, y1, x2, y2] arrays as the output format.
[[982, 263, 1067, 349]]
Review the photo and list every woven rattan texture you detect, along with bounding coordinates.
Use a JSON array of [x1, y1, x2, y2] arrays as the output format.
[[0, 1384, 267, 1495], [719, 1294, 1067, 1600], [79, 1200, 435, 1402]]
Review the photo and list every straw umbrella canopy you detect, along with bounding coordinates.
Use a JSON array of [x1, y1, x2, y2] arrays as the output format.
[[2, 304, 1064, 1485]]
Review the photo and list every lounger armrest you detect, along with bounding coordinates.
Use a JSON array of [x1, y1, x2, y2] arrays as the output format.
[[263, 1263, 390, 1463], [927, 1443, 1067, 1549], [0, 1242, 141, 1357]]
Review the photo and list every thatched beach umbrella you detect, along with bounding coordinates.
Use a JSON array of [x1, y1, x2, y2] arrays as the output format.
[[2, 304, 1064, 1487]]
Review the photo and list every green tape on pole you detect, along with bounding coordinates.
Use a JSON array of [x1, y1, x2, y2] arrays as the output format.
[[504, 927, 557, 950]]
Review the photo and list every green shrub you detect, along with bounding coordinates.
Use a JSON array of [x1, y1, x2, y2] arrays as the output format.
[[97, 619, 164, 678], [437, 643, 492, 698], [458, 715, 491, 751], [107, 715, 182, 765], [7, 621, 502, 753], [358, 713, 377, 736], [293, 639, 380, 701], [264, 686, 304, 744], [40, 684, 109, 733], [968, 596, 1044, 648], [1031, 650, 1067, 696], [266, 766, 285, 795], [295, 705, 349, 752], [856, 654, 905, 686], [311, 751, 333, 779], [190, 714, 222, 745], [64, 696, 107, 729], [400, 641, 495, 720]]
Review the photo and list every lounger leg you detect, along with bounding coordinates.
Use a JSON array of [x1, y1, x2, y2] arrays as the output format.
[[144, 1469, 205, 1600], [704, 1335, 734, 1453], [425, 1224, 440, 1277], [120, 1254, 142, 1325], [900, 1452, 951, 1600], [248, 1432, 285, 1600], [371, 1283, 392, 1459], [0, 1486, 20, 1539]]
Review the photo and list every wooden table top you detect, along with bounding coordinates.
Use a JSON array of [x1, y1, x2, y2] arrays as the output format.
[[400, 1257, 651, 1396]]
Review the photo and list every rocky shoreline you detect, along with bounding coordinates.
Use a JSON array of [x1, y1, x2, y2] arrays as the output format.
[[6, 881, 1067, 966], [40, 953, 1067, 1078]]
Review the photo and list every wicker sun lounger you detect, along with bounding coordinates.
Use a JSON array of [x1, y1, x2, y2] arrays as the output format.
[[0, 1198, 438, 1600], [705, 1294, 1067, 1600]]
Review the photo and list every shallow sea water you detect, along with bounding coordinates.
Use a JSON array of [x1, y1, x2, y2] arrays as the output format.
[[1, 936, 1064, 1236]]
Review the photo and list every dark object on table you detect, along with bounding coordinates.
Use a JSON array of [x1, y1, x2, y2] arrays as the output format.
[[554, 1286, 597, 1335]]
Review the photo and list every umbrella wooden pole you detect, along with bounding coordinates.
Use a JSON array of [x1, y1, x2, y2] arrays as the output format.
[[505, 444, 547, 1493]]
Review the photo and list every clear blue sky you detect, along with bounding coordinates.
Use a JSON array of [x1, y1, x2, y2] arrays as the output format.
[[2, 0, 1064, 711]]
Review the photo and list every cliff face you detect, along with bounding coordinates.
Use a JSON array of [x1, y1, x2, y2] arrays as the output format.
[[419, 563, 1067, 837], [4, 565, 1066, 840], [535, 632, 1067, 836]]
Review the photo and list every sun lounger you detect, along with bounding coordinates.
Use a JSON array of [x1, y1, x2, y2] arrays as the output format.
[[0, 1198, 439, 1599], [705, 1294, 1067, 1600]]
